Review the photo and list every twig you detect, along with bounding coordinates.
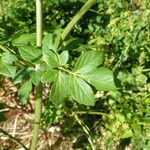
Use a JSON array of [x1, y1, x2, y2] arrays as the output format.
[[0, 128, 29, 150], [12, 115, 19, 137]]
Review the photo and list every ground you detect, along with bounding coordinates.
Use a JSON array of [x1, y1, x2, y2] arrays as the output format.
[[0, 77, 73, 150]]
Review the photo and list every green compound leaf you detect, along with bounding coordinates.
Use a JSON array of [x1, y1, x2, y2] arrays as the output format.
[[69, 75, 95, 106], [0, 60, 16, 78], [42, 50, 59, 68], [42, 33, 61, 52], [63, 38, 83, 51], [1, 53, 18, 63], [13, 67, 35, 84], [120, 129, 133, 139], [81, 67, 116, 91], [59, 50, 69, 66], [18, 46, 42, 62], [12, 33, 36, 46], [18, 79, 32, 104], [30, 70, 43, 86], [74, 50, 103, 74], [135, 73, 147, 85], [50, 71, 69, 105], [0, 53, 17, 78], [41, 69, 58, 83]]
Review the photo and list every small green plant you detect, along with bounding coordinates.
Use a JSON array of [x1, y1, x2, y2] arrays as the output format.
[[1, 0, 149, 149], [0, 29, 116, 105], [0, 0, 116, 149], [0, 1, 116, 105]]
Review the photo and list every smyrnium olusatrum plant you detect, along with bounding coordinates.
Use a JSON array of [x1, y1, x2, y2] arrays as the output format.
[[0, 0, 116, 149]]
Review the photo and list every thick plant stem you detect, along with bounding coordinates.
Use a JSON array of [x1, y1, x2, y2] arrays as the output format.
[[62, 0, 97, 40], [30, 84, 42, 150], [36, 0, 43, 47], [30, 0, 43, 150]]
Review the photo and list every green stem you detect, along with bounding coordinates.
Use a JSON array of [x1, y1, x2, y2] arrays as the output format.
[[36, 0, 43, 47], [58, 66, 77, 76], [30, 84, 42, 150], [0, 44, 10, 53], [72, 112, 96, 150], [0, 2, 6, 26], [75, 111, 109, 116], [30, 0, 43, 150], [0, 128, 28, 150], [61, 0, 97, 40], [142, 68, 150, 72], [138, 122, 150, 125]]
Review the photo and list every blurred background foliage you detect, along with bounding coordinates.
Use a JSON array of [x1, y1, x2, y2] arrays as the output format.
[[0, 0, 150, 149]]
